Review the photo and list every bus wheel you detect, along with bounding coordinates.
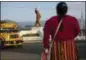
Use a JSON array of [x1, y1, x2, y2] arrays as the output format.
[[17, 45, 23, 48], [0, 39, 4, 49], [0, 40, 1, 48]]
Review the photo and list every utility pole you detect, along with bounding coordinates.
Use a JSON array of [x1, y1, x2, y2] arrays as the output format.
[[80, 10, 83, 36], [85, 2, 86, 38]]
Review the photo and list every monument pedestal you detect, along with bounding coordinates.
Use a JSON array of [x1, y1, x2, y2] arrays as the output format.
[[20, 27, 44, 41], [31, 27, 43, 39]]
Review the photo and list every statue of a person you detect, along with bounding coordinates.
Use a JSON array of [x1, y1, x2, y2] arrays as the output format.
[[34, 8, 41, 27]]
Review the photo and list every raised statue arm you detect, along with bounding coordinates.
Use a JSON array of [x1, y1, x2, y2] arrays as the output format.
[[34, 8, 41, 27], [35, 8, 41, 20]]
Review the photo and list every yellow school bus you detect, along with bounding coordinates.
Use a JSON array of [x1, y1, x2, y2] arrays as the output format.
[[0, 20, 23, 48]]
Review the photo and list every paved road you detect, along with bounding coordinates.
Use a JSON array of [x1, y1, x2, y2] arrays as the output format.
[[1, 40, 43, 60], [1, 40, 86, 60], [75, 40, 86, 60]]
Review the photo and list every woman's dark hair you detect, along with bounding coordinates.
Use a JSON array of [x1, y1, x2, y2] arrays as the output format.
[[56, 2, 68, 32], [56, 2, 68, 16]]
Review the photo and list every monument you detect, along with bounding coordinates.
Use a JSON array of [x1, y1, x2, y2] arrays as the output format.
[[20, 8, 43, 40], [31, 8, 43, 40]]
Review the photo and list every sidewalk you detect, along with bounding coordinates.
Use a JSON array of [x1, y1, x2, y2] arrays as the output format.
[[1, 51, 40, 60]]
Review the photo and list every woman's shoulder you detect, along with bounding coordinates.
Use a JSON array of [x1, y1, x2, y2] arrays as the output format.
[[46, 16, 58, 22], [44, 16, 57, 26], [66, 15, 78, 23], [66, 15, 77, 19], [49, 16, 58, 20]]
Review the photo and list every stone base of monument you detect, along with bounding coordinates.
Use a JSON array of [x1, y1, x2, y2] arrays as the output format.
[[75, 36, 85, 40], [19, 27, 43, 41]]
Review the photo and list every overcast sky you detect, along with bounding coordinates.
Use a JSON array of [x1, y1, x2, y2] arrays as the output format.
[[1, 2, 85, 22]]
